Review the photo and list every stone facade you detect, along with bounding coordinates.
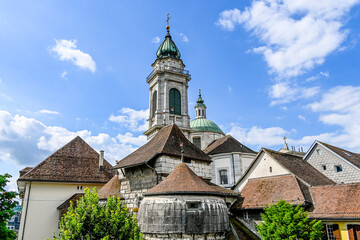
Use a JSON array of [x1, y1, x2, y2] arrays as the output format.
[[306, 143, 360, 184], [138, 195, 229, 240], [119, 156, 212, 209], [145, 57, 191, 139]]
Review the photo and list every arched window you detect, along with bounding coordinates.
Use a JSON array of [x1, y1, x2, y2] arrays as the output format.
[[152, 91, 157, 117], [169, 88, 181, 115]]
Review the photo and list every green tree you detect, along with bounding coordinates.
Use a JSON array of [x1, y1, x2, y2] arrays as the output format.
[[53, 188, 144, 240], [256, 200, 323, 240], [0, 173, 18, 240]]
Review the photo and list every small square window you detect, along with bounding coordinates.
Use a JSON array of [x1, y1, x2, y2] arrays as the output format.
[[322, 165, 326, 171], [335, 165, 343, 172], [316, 149, 322, 155]]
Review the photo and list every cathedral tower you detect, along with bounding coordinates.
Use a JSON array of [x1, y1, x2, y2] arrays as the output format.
[[144, 20, 191, 139]]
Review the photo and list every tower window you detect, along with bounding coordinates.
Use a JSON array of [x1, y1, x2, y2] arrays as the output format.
[[193, 137, 201, 149], [152, 91, 157, 117], [202, 109, 204, 116], [169, 88, 181, 115], [219, 170, 228, 185]]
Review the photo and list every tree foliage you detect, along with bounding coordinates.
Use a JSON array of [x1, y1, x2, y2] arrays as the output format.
[[53, 188, 144, 240], [256, 200, 323, 240], [0, 173, 18, 240]]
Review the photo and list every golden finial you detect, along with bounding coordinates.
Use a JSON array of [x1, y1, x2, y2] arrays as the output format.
[[166, 13, 170, 30]]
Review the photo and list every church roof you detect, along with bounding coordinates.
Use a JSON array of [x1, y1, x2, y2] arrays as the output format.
[[190, 118, 224, 134], [204, 135, 255, 155], [18, 136, 115, 183], [156, 27, 181, 60], [145, 162, 238, 197], [114, 124, 211, 169]]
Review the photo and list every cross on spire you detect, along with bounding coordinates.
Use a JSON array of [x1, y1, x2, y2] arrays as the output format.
[[166, 13, 170, 27]]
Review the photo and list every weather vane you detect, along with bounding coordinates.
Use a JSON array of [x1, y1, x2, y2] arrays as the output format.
[[166, 13, 170, 26]]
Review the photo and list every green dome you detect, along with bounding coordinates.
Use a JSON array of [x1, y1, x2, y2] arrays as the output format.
[[190, 118, 224, 134], [156, 30, 181, 60]]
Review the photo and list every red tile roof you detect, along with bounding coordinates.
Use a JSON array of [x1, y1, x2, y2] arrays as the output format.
[[309, 183, 360, 220], [114, 124, 211, 169], [145, 162, 238, 197], [98, 175, 122, 199], [18, 136, 115, 183], [235, 175, 312, 209]]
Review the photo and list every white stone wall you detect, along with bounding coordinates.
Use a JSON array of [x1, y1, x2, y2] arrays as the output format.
[[189, 131, 224, 150], [18, 181, 104, 240], [143, 233, 226, 240], [306, 143, 360, 184], [146, 58, 191, 140], [154, 155, 212, 180], [210, 152, 256, 188]]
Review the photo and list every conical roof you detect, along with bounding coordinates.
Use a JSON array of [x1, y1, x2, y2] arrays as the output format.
[[156, 28, 181, 60], [114, 124, 211, 169], [145, 162, 238, 196]]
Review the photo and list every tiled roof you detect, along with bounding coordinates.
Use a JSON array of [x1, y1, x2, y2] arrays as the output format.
[[18, 136, 115, 183], [19, 167, 33, 177], [309, 183, 360, 220], [145, 162, 238, 197], [98, 175, 123, 199], [204, 135, 256, 155], [57, 193, 84, 216], [265, 149, 335, 186], [114, 124, 211, 169], [235, 175, 311, 210], [320, 142, 360, 169]]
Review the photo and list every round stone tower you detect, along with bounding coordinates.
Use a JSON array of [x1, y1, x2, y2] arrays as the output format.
[[138, 162, 237, 240]]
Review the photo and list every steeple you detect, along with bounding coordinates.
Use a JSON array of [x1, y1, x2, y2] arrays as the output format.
[[195, 89, 206, 119], [144, 14, 191, 140]]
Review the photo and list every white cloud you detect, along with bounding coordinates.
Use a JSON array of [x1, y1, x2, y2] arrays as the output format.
[[269, 82, 319, 105], [152, 36, 161, 44], [228, 124, 288, 147], [0, 110, 146, 166], [306, 71, 330, 82], [50, 39, 96, 73], [180, 33, 189, 42], [39, 109, 60, 115], [216, 1, 360, 78], [298, 115, 306, 121], [0, 93, 13, 102], [61, 71, 68, 79], [109, 108, 149, 132]]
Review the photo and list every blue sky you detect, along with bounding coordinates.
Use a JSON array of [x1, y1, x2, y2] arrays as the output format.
[[1, 0, 360, 190]]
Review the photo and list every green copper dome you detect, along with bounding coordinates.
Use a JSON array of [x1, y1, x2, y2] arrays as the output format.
[[156, 28, 181, 60], [190, 118, 224, 134]]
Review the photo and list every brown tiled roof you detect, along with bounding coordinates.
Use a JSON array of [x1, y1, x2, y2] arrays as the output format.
[[235, 175, 311, 210], [320, 142, 360, 169], [309, 183, 360, 220], [19, 167, 33, 177], [114, 124, 211, 169], [18, 136, 115, 183], [204, 135, 256, 155], [145, 162, 238, 197], [265, 149, 335, 186], [98, 175, 123, 199], [57, 193, 84, 216]]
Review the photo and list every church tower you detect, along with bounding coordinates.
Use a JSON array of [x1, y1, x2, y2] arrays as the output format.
[[144, 18, 191, 139]]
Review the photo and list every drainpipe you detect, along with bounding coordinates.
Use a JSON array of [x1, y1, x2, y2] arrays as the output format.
[[21, 181, 32, 240], [231, 154, 236, 185]]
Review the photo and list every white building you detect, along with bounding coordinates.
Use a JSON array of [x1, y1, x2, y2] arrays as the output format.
[[17, 136, 114, 240]]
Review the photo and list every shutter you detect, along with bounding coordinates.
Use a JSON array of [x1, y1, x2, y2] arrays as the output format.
[[356, 225, 360, 240], [169, 88, 181, 115], [333, 224, 341, 240], [348, 225, 355, 240]]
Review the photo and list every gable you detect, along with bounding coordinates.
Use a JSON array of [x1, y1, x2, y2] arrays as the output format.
[[233, 151, 290, 192]]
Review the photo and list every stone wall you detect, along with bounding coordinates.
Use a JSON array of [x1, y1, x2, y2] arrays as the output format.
[[306, 143, 360, 184], [154, 155, 212, 180]]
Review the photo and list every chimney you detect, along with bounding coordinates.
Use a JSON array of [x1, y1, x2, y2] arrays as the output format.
[[99, 150, 104, 172]]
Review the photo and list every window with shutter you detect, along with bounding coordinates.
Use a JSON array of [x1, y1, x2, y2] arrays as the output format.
[[348, 224, 360, 240], [169, 88, 181, 115]]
